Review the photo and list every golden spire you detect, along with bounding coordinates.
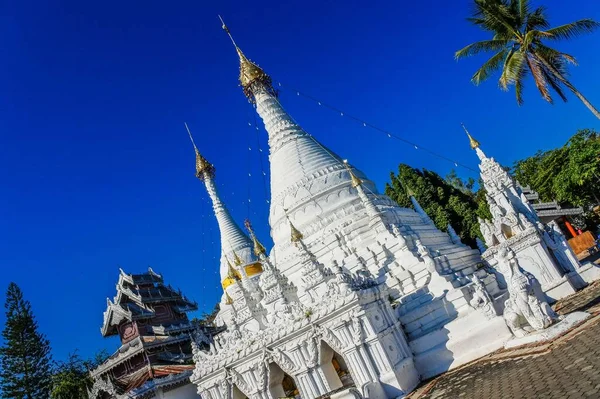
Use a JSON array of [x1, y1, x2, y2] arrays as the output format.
[[461, 123, 480, 150], [343, 160, 363, 188], [283, 209, 304, 243], [232, 250, 244, 266], [225, 256, 240, 281], [185, 123, 216, 180], [219, 16, 277, 102], [244, 219, 267, 257], [224, 291, 234, 305], [290, 222, 303, 243]]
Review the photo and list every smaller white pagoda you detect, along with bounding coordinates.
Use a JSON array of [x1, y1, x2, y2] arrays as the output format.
[[468, 127, 600, 301]]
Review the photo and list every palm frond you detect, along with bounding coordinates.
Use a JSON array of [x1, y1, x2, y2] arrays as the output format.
[[540, 66, 568, 102], [455, 39, 510, 59], [514, 64, 528, 105], [525, 6, 549, 31], [471, 48, 510, 85], [543, 19, 600, 40], [513, 0, 530, 27], [499, 49, 525, 90], [526, 55, 553, 103], [523, 30, 552, 49], [535, 44, 573, 74], [473, 0, 521, 38]]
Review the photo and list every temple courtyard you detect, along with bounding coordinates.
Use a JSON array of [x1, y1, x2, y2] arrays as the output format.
[[408, 257, 600, 399]]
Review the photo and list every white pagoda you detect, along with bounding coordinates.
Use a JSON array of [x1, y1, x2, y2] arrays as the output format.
[[188, 24, 517, 399], [467, 129, 600, 301]]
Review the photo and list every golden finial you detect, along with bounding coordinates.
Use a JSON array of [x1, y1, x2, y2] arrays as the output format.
[[283, 209, 303, 243], [232, 250, 244, 266], [461, 123, 480, 150], [225, 256, 240, 281], [224, 291, 234, 305], [244, 219, 267, 257], [185, 123, 216, 180], [343, 160, 363, 188], [218, 15, 277, 103]]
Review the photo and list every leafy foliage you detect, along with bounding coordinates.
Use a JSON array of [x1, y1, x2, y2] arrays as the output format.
[[456, 0, 600, 118], [513, 129, 600, 208], [191, 302, 220, 326], [0, 283, 53, 399], [50, 350, 109, 399], [385, 164, 489, 247]]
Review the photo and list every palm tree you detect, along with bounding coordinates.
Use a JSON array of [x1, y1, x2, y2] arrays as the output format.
[[455, 0, 600, 119]]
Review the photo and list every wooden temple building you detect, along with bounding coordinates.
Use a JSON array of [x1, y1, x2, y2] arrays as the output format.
[[89, 268, 202, 399]]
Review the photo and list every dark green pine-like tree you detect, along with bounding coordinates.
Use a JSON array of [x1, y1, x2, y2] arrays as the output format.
[[385, 164, 490, 248], [0, 282, 53, 399]]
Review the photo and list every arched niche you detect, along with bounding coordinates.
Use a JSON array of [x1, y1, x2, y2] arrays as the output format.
[[268, 362, 300, 398], [501, 224, 514, 239], [319, 341, 355, 392]]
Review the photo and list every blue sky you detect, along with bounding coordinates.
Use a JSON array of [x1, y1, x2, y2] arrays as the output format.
[[1, 0, 599, 360]]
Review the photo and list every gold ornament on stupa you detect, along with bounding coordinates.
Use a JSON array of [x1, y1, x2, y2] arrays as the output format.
[[343, 160, 363, 188], [244, 219, 267, 257], [185, 123, 215, 180], [219, 16, 277, 103], [461, 123, 480, 150], [224, 291, 234, 305]]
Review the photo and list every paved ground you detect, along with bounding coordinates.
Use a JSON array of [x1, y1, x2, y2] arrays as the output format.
[[407, 279, 600, 399]]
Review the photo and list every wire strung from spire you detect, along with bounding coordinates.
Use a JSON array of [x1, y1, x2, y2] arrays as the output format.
[[275, 82, 479, 174], [253, 106, 270, 204], [246, 111, 252, 218]]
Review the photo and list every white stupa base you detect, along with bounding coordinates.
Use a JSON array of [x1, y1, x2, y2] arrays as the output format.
[[504, 311, 591, 349]]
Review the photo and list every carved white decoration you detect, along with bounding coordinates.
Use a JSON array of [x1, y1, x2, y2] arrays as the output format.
[[495, 248, 555, 336]]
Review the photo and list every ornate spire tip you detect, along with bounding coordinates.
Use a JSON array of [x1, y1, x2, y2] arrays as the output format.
[[218, 16, 277, 103], [461, 123, 480, 150], [184, 123, 215, 180], [343, 160, 363, 188]]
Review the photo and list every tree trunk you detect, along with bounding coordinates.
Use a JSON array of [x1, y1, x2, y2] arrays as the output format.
[[534, 54, 600, 120]]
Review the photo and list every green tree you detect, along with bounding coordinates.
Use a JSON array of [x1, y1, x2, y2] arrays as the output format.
[[385, 164, 487, 247], [455, 0, 600, 119], [513, 129, 600, 207], [0, 283, 53, 399], [50, 350, 109, 399]]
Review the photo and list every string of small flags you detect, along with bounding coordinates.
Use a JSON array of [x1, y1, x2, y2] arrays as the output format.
[[275, 81, 479, 174]]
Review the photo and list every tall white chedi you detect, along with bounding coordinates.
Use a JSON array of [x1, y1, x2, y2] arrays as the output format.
[[467, 126, 600, 301], [186, 125, 266, 332], [189, 21, 523, 399]]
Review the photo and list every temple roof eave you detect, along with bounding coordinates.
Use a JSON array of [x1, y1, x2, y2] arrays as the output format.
[[91, 334, 193, 378]]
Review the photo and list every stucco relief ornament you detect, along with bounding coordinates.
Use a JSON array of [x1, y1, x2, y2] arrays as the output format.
[[495, 247, 556, 337], [269, 348, 297, 375], [219, 379, 232, 399], [351, 266, 377, 290], [316, 324, 345, 353], [304, 331, 319, 368], [229, 368, 251, 396], [351, 315, 364, 346], [332, 260, 353, 294], [199, 387, 214, 399], [488, 195, 506, 222], [478, 217, 496, 247], [469, 275, 496, 319], [256, 357, 269, 392]]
